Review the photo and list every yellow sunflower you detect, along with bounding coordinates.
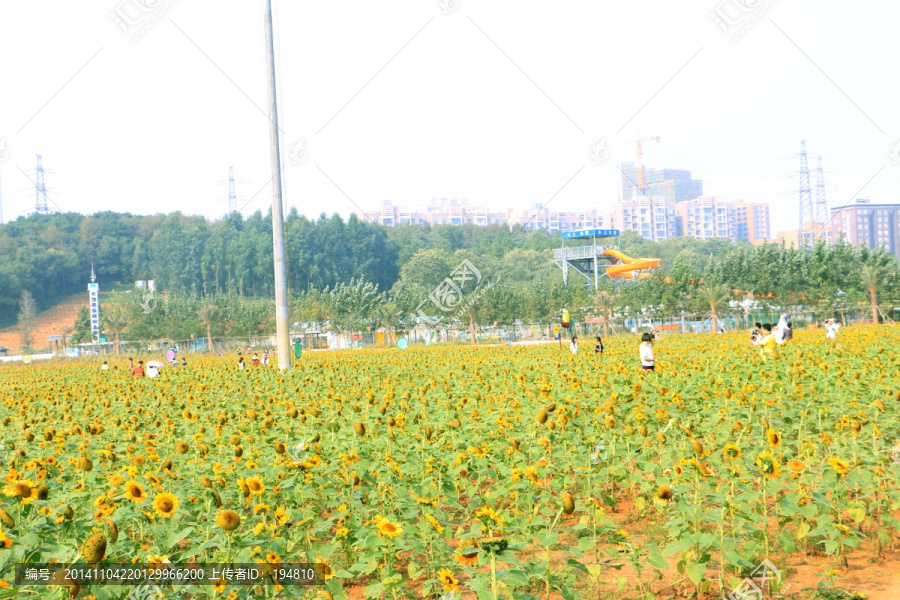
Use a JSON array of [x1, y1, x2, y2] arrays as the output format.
[[766, 428, 781, 449], [756, 452, 781, 479], [787, 459, 806, 473], [437, 568, 460, 592], [245, 476, 265, 495], [454, 539, 479, 565], [124, 480, 146, 503], [828, 456, 850, 477], [152, 492, 179, 518], [376, 517, 403, 539], [723, 444, 741, 460]]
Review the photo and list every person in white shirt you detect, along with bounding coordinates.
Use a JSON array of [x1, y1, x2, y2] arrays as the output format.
[[146, 365, 160, 378], [100, 361, 109, 370], [639, 333, 655, 371], [775, 326, 785, 345], [569, 336, 579, 355], [825, 319, 841, 339]]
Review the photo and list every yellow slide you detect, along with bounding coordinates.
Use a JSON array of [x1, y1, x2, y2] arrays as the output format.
[[603, 249, 661, 280]]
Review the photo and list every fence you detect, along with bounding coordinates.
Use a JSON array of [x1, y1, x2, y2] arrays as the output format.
[[9, 306, 884, 358]]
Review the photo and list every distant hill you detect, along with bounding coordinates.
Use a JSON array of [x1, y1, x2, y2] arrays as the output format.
[[0, 293, 85, 353]]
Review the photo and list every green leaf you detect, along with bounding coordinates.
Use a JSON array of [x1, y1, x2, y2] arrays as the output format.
[[565, 558, 588, 573], [577, 537, 596, 552], [686, 562, 706, 585], [647, 553, 668, 570], [796, 522, 810, 539]]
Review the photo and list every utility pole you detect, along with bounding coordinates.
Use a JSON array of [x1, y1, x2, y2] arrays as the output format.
[[264, 0, 291, 371]]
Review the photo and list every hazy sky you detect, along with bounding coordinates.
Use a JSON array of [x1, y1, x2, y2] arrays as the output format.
[[0, 0, 898, 234]]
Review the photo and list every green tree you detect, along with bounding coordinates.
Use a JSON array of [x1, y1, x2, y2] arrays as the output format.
[[102, 303, 129, 355], [18, 290, 38, 352], [696, 282, 730, 334], [197, 303, 221, 353], [860, 264, 886, 323]]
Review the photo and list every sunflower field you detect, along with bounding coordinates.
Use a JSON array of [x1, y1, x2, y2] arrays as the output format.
[[1, 326, 899, 599]]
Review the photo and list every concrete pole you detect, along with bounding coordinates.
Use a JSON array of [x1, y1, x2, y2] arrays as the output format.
[[265, 0, 291, 371]]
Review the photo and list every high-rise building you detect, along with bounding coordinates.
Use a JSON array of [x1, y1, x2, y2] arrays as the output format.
[[830, 199, 900, 259], [775, 222, 829, 248], [607, 196, 676, 242], [619, 163, 703, 203], [733, 200, 771, 244], [674, 197, 734, 240]]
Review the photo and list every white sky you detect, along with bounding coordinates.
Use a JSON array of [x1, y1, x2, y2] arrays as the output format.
[[0, 0, 898, 234]]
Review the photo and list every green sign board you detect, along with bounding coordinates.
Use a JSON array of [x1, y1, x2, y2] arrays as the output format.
[[294, 342, 302, 358]]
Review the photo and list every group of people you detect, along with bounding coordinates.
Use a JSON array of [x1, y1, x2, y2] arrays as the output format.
[[116, 356, 186, 378], [568, 330, 656, 371], [749, 316, 794, 360], [237, 350, 270, 369]]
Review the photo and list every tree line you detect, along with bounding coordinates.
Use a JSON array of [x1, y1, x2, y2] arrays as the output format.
[[3, 209, 899, 348]]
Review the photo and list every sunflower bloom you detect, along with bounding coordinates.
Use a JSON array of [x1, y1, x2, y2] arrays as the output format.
[[828, 456, 850, 477], [437, 568, 460, 592], [723, 444, 741, 460], [124, 481, 146, 503], [245, 476, 265, 495], [152, 493, 179, 518], [376, 517, 403, 539], [756, 452, 781, 479], [454, 537, 480, 566]]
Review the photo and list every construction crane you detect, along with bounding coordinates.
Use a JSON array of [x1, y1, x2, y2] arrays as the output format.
[[632, 133, 661, 188]]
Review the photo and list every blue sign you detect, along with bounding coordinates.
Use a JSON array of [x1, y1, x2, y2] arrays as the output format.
[[561, 229, 620, 240]]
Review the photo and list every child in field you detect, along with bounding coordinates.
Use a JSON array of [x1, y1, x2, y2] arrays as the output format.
[[238, 357, 245, 370], [758, 323, 777, 360], [750, 322, 762, 345], [570, 336, 579, 355], [251, 354, 261, 367], [639, 333, 655, 371], [594, 336, 604, 355]]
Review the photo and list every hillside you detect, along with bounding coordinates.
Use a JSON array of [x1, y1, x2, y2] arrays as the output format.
[[0, 293, 85, 353]]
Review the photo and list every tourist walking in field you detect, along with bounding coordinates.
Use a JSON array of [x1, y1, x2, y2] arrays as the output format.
[[251, 354, 261, 367], [594, 336, 604, 355], [825, 319, 841, 339], [101, 361, 109, 370], [639, 333, 655, 371], [569, 336, 579, 355], [238, 357, 245, 370], [146, 364, 160, 378], [131, 360, 145, 377], [784, 322, 794, 343]]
